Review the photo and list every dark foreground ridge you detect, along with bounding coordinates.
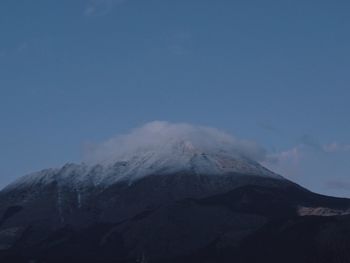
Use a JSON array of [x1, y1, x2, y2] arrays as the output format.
[[0, 171, 349, 263]]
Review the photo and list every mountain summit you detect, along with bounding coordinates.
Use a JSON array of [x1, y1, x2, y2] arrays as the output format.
[[5, 122, 280, 190], [5, 139, 280, 192]]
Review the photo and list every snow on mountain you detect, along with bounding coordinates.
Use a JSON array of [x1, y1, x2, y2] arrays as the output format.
[[3, 122, 283, 191]]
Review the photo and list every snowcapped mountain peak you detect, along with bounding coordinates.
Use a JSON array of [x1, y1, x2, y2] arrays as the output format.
[[101, 133, 281, 183], [4, 122, 283, 191]]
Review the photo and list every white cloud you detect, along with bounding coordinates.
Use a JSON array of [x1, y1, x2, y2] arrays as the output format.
[[267, 140, 350, 166], [267, 146, 301, 164], [263, 139, 350, 179], [263, 145, 304, 178], [83, 121, 267, 164], [323, 142, 350, 153]]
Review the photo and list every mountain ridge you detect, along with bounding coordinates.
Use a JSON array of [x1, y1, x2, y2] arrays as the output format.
[[3, 139, 281, 192]]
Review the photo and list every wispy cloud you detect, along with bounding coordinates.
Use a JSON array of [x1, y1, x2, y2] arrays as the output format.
[[323, 142, 350, 153], [83, 121, 267, 164], [263, 146, 303, 178], [298, 134, 322, 150], [296, 135, 350, 154], [263, 138, 350, 179], [84, 0, 127, 16], [267, 146, 302, 165]]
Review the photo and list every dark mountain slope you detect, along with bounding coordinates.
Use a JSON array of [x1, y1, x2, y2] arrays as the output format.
[[0, 176, 349, 263]]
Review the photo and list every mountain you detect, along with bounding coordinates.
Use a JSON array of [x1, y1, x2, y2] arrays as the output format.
[[0, 138, 349, 263]]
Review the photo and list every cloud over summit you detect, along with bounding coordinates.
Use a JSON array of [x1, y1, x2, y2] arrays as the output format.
[[83, 121, 267, 164]]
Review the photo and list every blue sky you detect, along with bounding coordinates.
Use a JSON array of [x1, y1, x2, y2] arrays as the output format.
[[0, 0, 350, 196]]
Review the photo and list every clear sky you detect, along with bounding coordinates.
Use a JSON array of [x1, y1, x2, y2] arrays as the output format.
[[1, 0, 350, 196]]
